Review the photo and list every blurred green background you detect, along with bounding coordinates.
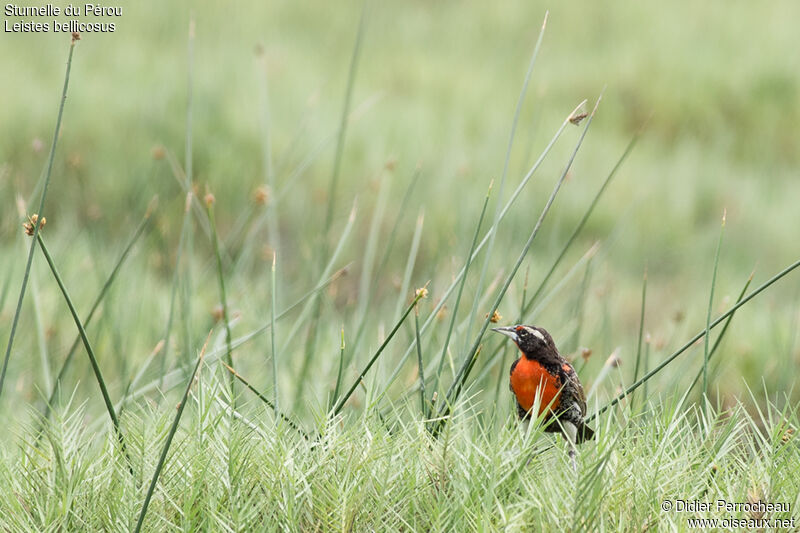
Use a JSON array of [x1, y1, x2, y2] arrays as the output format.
[[1, 1, 799, 417]]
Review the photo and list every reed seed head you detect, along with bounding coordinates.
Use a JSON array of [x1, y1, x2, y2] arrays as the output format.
[[23, 214, 46, 236], [254, 185, 270, 206], [151, 145, 166, 160]]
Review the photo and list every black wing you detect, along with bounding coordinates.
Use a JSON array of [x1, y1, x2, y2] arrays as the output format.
[[558, 360, 587, 417], [508, 357, 520, 392]]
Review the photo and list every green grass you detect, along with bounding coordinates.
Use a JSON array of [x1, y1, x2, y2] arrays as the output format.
[[2, 1, 800, 530], [2, 385, 798, 531]]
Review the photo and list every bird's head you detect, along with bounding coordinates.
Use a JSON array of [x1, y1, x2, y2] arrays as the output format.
[[491, 324, 555, 358]]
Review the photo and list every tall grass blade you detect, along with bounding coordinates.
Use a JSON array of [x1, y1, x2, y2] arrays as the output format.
[[206, 197, 235, 397], [185, 18, 195, 207], [702, 209, 726, 413], [564, 255, 594, 355], [0, 38, 77, 400], [180, 17, 197, 368], [321, 1, 367, 248], [120, 266, 349, 405], [300, 2, 368, 387], [433, 95, 602, 434], [632, 267, 647, 408], [374, 166, 422, 282], [357, 175, 389, 323], [270, 251, 278, 411], [590, 257, 800, 422], [134, 332, 209, 533], [642, 334, 651, 402], [414, 304, 427, 418], [433, 183, 492, 395], [463, 12, 548, 352], [256, 49, 281, 258], [331, 327, 346, 411], [30, 273, 51, 393], [521, 130, 641, 316], [379, 100, 587, 395], [688, 271, 754, 394], [291, 203, 357, 410], [332, 288, 427, 418], [158, 191, 192, 388], [36, 235, 130, 468], [393, 210, 424, 322], [43, 198, 155, 420], [345, 167, 422, 372], [525, 241, 600, 322]]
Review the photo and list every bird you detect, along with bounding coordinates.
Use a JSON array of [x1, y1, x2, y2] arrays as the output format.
[[491, 324, 594, 469]]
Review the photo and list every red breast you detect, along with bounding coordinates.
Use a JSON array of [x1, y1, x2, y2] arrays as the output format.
[[510, 357, 562, 416]]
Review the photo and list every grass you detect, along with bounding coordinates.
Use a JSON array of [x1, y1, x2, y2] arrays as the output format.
[[703, 209, 726, 412], [134, 331, 208, 533], [2, 386, 798, 531], [2, 2, 800, 530], [206, 194, 235, 398]]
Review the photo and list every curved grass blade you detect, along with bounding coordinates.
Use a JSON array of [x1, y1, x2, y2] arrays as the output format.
[[31, 272, 51, 393], [374, 167, 423, 282], [357, 175, 390, 323]]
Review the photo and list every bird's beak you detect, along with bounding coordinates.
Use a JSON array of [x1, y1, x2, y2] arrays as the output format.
[[491, 326, 519, 343]]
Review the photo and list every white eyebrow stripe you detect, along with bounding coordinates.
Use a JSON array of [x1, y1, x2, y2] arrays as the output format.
[[530, 328, 545, 341]]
